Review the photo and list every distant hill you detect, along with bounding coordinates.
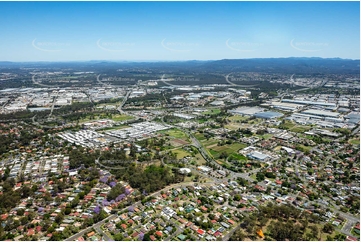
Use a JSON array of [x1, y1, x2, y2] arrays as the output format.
[[0, 58, 359, 74], [199, 57, 360, 74]]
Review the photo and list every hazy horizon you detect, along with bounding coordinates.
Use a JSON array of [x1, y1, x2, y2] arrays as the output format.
[[0, 56, 360, 64]]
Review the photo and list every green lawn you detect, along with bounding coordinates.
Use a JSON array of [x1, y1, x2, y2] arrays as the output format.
[[160, 128, 189, 139], [194, 132, 206, 141], [201, 139, 219, 147], [296, 144, 312, 153], [202, 108, 221, 115], [208, 143, 247, 159], [173, 148, 193, 159], [228, 115, 249, 122], [211, 142, 247, 153], [111, 114, 133, 122], [349, 138, 360, 146], [228, 153, 247, 161], [194, 153, 206, 165], [279, 120, 295, 130], [256, 133, 273, 140], [196, 118, 211, 124]]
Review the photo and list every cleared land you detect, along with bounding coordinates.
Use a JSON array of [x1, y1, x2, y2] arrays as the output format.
[[159, 128, 189, 140], [208, 142, 247, 159]]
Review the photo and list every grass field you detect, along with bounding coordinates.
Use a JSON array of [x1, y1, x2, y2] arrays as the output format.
[[80, 113, 133, 123], [160, 128, 189, 139], [173, 148, 193, 159], [228, 115, 249, 122], [208, 142, 247, 159], [289, 125, 312, 133], [296, 144, 312, 153], [194, 132, 206, 141], [201, 139, 219, 148], [194, 153, 206, 165], [349, 138, 360, 146], [224, 122, 253, 130], [279, 120, 296, 130], [111, 114, 133, 122], [196, 118, 211, 124], [228, 153, 247, 161], [202, 108, 221, 115], [210, 142, 247, 153], [256, 133, 273, 140], [95, 100, 122, 108]]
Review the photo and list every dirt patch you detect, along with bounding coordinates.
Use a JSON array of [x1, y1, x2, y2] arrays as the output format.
[[206, 144, 218, 149], [170, 139, 189, 147]]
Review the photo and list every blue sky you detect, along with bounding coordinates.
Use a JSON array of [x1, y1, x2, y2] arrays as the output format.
[[0, 1, 359, 61]]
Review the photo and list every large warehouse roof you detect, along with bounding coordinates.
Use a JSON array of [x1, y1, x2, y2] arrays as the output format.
[[301, 109, 340, 118], [254, 111, 284, 119]]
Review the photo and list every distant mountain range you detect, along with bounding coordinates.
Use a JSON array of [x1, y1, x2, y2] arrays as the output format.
[[0, 57, 359, 74]]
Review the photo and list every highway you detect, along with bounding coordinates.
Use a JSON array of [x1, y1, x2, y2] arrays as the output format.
[[32, 74, 55, 88], [117, 90, 131, 114], [96, 74, 112, 88], [49, 91, 59, 118], [224, 73, 258, 87]]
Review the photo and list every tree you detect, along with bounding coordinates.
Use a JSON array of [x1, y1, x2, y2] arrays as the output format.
[[143, 233, 151, 241], [230, 229, 246, 240], [71, 196, 79, 208], [55, 213, 64, 224], [256, 172, 265, 182], [323, 223, 334, 234], [17, 208, 25, 216], [309, 225, 319, 239], [113, 233, 124, 241], [64, 207, 71, 215]]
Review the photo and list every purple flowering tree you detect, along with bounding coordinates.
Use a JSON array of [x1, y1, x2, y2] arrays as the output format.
[[109, 181, 116, 188], [138, 232, 144, 241], [128, 206, 134, 212], [116, 194, 126, 202], [94, 205, 101, 214], [125, 188, 131, 195], [102, 199, 110, 206], [38, 207, 44, 213], [99, 176, 108, 183], [142, 190, 147, 196]]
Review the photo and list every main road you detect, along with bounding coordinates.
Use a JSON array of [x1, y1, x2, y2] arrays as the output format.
[[224, 73, 258, 87]]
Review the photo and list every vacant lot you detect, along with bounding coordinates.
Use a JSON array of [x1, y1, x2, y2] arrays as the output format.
[[228, 115, 250, 122], [289, 125, 312, 133], [173, 148, 193, 159], [201, 139, 219, 148], [160, 128, 189, 139], [208, 142, 247, 159], [111, 114, 133, 122], [170, 138, 189, 147]]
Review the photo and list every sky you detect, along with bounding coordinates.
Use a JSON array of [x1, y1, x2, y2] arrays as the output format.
[[0, 1, 359, 61]]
